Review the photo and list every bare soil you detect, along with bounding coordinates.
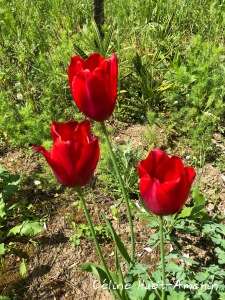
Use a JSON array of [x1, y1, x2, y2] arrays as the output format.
[[0, 123, 225, 299]]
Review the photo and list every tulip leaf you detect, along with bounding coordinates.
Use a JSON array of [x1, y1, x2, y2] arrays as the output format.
[[72, 44, 88, 59], [101, 212, 131, 266], [115, 248, 127, 299], [115, 248, 123, 284], [78, 262, 119, 285]]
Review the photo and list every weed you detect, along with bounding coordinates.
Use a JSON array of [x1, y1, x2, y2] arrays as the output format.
[[0, 165, 43, 274], [98, 140, 142, 203]]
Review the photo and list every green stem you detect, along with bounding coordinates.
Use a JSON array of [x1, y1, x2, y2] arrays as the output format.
[[76, 187, 122, 300], [100, 121, 135, 263], [159, 216, 166, 300]]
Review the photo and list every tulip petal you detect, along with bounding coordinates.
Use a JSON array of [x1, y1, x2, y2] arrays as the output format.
[[68, 53, 118, 122], [72, 71, 114, 121], [32, 145, 49, 156], [168, 166, 196, 214], [138, 148, 196, 216], [84, 53, 105, 72], [50, 141, 82, 185], [33, 120, 100, 187], [73, 120, 92, 145], [139, 176, 173, 215], [157, 156, 185, 182], [51, 121, 79, 143], [109, 53, 118, 102], [68, 56, 85, 90], [68, 53, 105, 90], [73, 137, 100, 186], [32, 145, 72, 186], [94, 53, 118, 102], [138, 149, 170, 179]]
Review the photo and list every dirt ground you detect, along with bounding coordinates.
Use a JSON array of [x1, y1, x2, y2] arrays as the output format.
[[0, 123, 225, 299]]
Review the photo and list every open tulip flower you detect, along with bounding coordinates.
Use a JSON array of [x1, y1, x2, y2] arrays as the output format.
[[33, 120, 100, 187], [68, 52, 118, 122], [137, 148, 196, 216]]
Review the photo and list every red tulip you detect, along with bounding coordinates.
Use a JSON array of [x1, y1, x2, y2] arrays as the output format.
[[68, 53, 118, 122], [32, 120, 100, 187], [137, 148, 196, 216]]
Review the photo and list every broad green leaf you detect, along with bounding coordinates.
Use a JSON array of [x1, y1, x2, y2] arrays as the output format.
[[0, 243, 5, 256], [148, 232, 160, 248], [151, 270, 161, 283], [7, 221, 44, 237], [127, 280, 147, 300], [166, 262, 181, 273], [19, 258, 27, 277], [176, 207, 192, 219], [128, 264, 150, 277], [148, 294, 156, 300], [149, 233, 159, 241], [8, 174, 21, 185], [181, 256, 199, 265], [177, 205, 205, 220], [215, 224, 225, 235], [101, 212, 131, 266], [0, 296, 11, 300], [168, 290, 186, 300], [205, 95, 215, 110], [193, 290, 212, 300], [195, 272, 209, 282], [203, 224, 214, 234], [0, 165, 6, 174], [148, 220, 159, 228], [165, 253, 179, 260], [177, 188, 206, 220], [221, 240, 225, 249], [192, 188, 205, 206], [215, 247, 225, 264], [219, 291, 225, 299], [189, 204, 206, 218], [0, 254, 6, 273], [0, 200, 6, 220], [203, 264, 225, 276], [211, 234, 222, 245]]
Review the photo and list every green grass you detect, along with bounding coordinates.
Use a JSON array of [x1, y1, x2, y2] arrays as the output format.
[[1, 0, 225, 159]]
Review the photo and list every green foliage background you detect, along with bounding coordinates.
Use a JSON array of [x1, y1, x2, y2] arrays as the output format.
[[0, 0, 225, 153]]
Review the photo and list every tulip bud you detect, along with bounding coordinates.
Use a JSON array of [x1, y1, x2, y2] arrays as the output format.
[[33, 120, 100, 187], [68, 53, 118, 122], [137, 148, 196, 216]]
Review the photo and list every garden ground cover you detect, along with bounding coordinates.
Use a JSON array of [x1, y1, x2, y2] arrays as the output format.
[[0, 123, 225, 299]]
